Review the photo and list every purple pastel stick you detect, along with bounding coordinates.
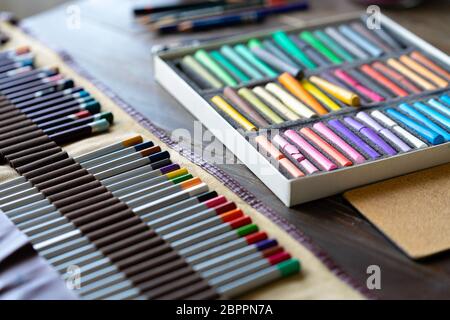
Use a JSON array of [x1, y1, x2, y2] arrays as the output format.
[[356, 111, 411, 152], [344, 117, 397, 156], [328, 119, 380, 159], [160, 163, 180, 174]]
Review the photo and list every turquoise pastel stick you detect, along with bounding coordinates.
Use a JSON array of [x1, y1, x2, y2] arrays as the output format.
[[413, 102, 450, 129], [386, 108, 444, 145], [220, 45, 264, 80], [399, 103, 450, 141], [234, 44, 277, 77], [313, 30, 355, 62], [429, 98, 450, 118], [210, 50, 251, 83], [440, 95, 450, 107]]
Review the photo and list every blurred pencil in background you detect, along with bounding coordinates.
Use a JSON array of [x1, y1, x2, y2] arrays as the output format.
[[133, 1, 309, 34]]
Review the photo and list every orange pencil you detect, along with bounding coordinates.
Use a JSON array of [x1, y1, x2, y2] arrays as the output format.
[[372, 61, 421, 94], [360, 64, 408, 97], [387, 58, 437, 91], [410, 51, 450, 80], [278, 72, 328, 115], [300, 127, 352, 167], [180, 177, 203, 190], [399, 55, 448, 88]]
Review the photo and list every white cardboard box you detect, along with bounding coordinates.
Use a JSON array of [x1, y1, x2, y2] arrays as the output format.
[[154, 13, 450, 206]]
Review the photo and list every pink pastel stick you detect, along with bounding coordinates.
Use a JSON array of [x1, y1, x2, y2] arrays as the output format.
[[284, 130, 337, 171], [300, 158, 320, 174], [273, 134, 319, 174], [313, 122, 366, 164], [333, 69, 385, 102]]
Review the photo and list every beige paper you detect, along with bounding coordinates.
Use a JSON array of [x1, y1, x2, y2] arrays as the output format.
[[345, 164, 450, 259]]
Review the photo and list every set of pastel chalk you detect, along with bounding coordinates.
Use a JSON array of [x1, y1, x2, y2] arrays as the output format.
[[154, 12, 450, 206]]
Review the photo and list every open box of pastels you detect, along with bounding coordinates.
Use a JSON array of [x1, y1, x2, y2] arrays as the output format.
[[154, 12, 450, 206]]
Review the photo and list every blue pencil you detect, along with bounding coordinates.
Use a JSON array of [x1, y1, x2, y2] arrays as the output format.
[[156, 2, 309, 33]]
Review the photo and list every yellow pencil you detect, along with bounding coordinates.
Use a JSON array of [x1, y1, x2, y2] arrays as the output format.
[[301, 80, 341, 111], [211, 96, 257, 131]]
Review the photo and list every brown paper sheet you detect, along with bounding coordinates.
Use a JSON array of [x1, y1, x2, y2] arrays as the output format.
[[345, 164, 450, 259]]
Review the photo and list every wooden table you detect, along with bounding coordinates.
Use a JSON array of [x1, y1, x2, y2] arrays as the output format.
[[20, 0, 450, 299]]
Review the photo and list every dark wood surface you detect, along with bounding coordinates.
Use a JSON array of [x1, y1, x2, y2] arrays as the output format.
[[19, 0, 450, 299]]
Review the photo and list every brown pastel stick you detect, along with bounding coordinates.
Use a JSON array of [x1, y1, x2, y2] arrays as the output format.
[[79, 209, 136, 234], [0, 118, 33, 135], [71, 202, 128, 226], [7, 141, 58, 161], [186, 289, 220, 300], [129, 257, 187, 283], [94, 223, 151, 248], [58, 190, 113, 214], [0, 105, 18, 114], [29, 162, 82, 185], [41, 174, 96, 197], [223, 87, 269, 127], [9, 146, 61, 168], [0, 109, 21, 121], [115, 243, 174, 270], [0, 124, 37, 141], [65, 197, 120, 220], [108, 237, 164, 263], [55, 185, 108, 209], [48, 180, 102, 202], [158, 281, 214, 300], [16, 151, 69, 174], [0, 114, 28, 128], [123, 252, 183, 287], [34, 168, 89, 190], [1, 136, 51, 159], [138, 266, 194, 293], [87, 216, 143, 241], [101, 230, 159, 255], [145, 274, 204, 299], [0, 129, 45, 149], [24, 157, 76, 180]]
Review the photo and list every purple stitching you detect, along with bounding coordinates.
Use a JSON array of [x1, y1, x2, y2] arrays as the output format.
[[19, 22, 373, 299]]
